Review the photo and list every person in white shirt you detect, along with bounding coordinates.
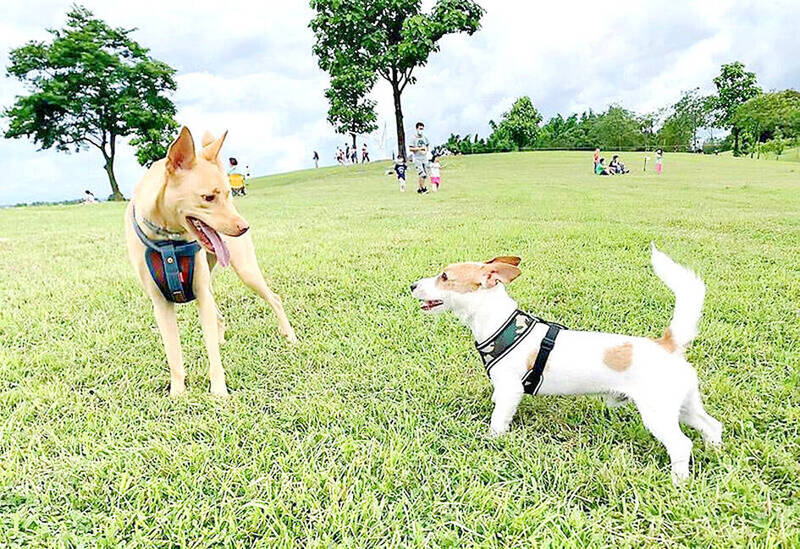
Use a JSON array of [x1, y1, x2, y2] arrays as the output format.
[[408, 121, 430, 194], [429, 154, 442, 191]]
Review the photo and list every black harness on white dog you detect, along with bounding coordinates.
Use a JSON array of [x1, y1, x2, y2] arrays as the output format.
[[475, 309, 566, 395]]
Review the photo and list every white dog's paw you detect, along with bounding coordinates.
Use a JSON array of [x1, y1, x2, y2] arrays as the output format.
[[671, 461, 690, 485], [488, 425, 508, 438]]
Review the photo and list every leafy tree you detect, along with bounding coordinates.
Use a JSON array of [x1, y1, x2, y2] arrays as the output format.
[[732, 90, 800, 144], [3, 5, 178, 200], [310, 0, 484, 157], [489, 96, 542, 150], [324, 65, 378, 149], [671, 88, 709, 150], [707, 61, 761, 156], [589, 106, 642, 150]]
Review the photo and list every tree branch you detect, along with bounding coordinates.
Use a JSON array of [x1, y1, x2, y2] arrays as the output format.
[[399, 68, 414, 92]]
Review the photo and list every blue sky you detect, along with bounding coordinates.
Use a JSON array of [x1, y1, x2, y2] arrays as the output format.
[[1, 0, 799, 204]]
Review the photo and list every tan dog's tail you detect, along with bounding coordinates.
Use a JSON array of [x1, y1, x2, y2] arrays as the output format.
[[651, 243, 706, 354]]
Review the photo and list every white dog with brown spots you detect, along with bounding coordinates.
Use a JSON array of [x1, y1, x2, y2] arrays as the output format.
[[411, 245, 722, 482]]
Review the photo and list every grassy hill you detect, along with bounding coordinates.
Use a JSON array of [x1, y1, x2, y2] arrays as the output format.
[[1, 152, 799, 546]]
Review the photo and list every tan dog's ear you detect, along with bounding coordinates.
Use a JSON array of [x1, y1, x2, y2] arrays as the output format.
[[201, 131, 216, 148], [483, 262, 521, 288], [486, 256, 521, 267], [202, 130, 228, 162], [166, 127, 195, 172]]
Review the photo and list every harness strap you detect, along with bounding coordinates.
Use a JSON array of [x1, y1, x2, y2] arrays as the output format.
[[131, 206, 200, 303], [477, 310, 538, 377], [522, 323, 565, 395], [159, 242, 187, 302]]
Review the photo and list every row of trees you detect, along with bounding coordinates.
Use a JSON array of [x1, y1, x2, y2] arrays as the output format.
[[446, 62, 800, 158]]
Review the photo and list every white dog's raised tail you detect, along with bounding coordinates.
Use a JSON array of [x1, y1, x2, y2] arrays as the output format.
[[650, 243, 706, 353]]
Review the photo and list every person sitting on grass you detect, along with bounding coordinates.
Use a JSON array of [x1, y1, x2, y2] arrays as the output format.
[[595, 157, 613, 176], [609, 154, 629, 174]]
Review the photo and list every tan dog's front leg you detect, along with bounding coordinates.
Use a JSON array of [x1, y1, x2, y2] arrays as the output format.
[[228, 234, 297, 343], [152, 299, 185, 397], [196, 288, 228, 396]]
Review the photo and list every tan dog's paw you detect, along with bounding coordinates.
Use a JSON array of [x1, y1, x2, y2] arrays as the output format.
[[169, 380, 186, 398], [210, 383, 229, 397], [282, 328, 298, 345]]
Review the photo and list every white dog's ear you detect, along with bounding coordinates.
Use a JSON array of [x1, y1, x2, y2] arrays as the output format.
[[483, 262, 521, 288], [202, 130, 228, 162], [486, 256, 521, 267], [166, 127, 196, 172]]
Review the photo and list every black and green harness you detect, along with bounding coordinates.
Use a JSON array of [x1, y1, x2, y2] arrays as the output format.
[[475, 310, 566, 395]]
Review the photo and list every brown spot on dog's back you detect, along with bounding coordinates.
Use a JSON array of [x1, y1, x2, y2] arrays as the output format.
[[653, 328, 677, 353], [604, 343, 633, 371]]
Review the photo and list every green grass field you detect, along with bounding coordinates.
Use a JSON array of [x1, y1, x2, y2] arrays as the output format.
[[1, 151, 799, 547]]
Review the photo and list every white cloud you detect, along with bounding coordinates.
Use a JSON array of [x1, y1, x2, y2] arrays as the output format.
[[1, 0, 799, 204]]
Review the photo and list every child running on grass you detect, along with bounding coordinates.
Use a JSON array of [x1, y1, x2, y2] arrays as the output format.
[[394, 157, 407, 192], [429, 154, 442, 191]]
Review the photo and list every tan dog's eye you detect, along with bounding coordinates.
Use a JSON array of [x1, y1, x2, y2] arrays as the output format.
[[440, 272, 448, 281], [202, 194, 215, 202]]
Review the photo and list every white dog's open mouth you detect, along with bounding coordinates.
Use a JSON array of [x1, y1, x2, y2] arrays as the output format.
[[187, 216, 231, 267], [420, 299, 444, 311]]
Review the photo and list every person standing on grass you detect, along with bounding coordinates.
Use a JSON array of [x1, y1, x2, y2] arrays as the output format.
[[429, 154, 442, 191], [313, 150, 320, 168], [362, 143, 370, 163], [409, 121, 430, 194], [394, 156, 407, 192], [593, 147, 600, 171], [655, 149, 663, 175]]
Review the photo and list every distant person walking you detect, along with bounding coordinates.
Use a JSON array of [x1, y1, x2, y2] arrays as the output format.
[[409, 121, 430, 194], [361, 143, 370, 163], [313, 150, 320, 168], [429, 154, 442, 191], [345, 144, 351, 164], [394, 157, 407, 192], [655, 149, 663, 175]]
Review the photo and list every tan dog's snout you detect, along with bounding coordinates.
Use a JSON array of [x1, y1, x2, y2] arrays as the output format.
[[229, 219, 249, 237]]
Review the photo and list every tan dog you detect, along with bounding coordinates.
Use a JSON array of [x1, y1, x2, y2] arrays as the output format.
[[125, 127, 296, 397]]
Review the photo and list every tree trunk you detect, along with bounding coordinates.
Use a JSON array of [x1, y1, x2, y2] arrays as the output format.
[[351, 132, 357, 150], [103, 139, 124, 201], [391, 76, 406, 159], [733, 127, 740, 157]]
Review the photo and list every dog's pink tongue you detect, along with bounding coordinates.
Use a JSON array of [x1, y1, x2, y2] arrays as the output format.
[[200, 224, 230, 267]]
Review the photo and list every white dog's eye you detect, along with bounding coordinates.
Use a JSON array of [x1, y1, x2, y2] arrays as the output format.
[[440, 272, 448, 281]]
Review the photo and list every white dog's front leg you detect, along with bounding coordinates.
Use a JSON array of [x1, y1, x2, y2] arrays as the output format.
[[489, 382, 524, 437]]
